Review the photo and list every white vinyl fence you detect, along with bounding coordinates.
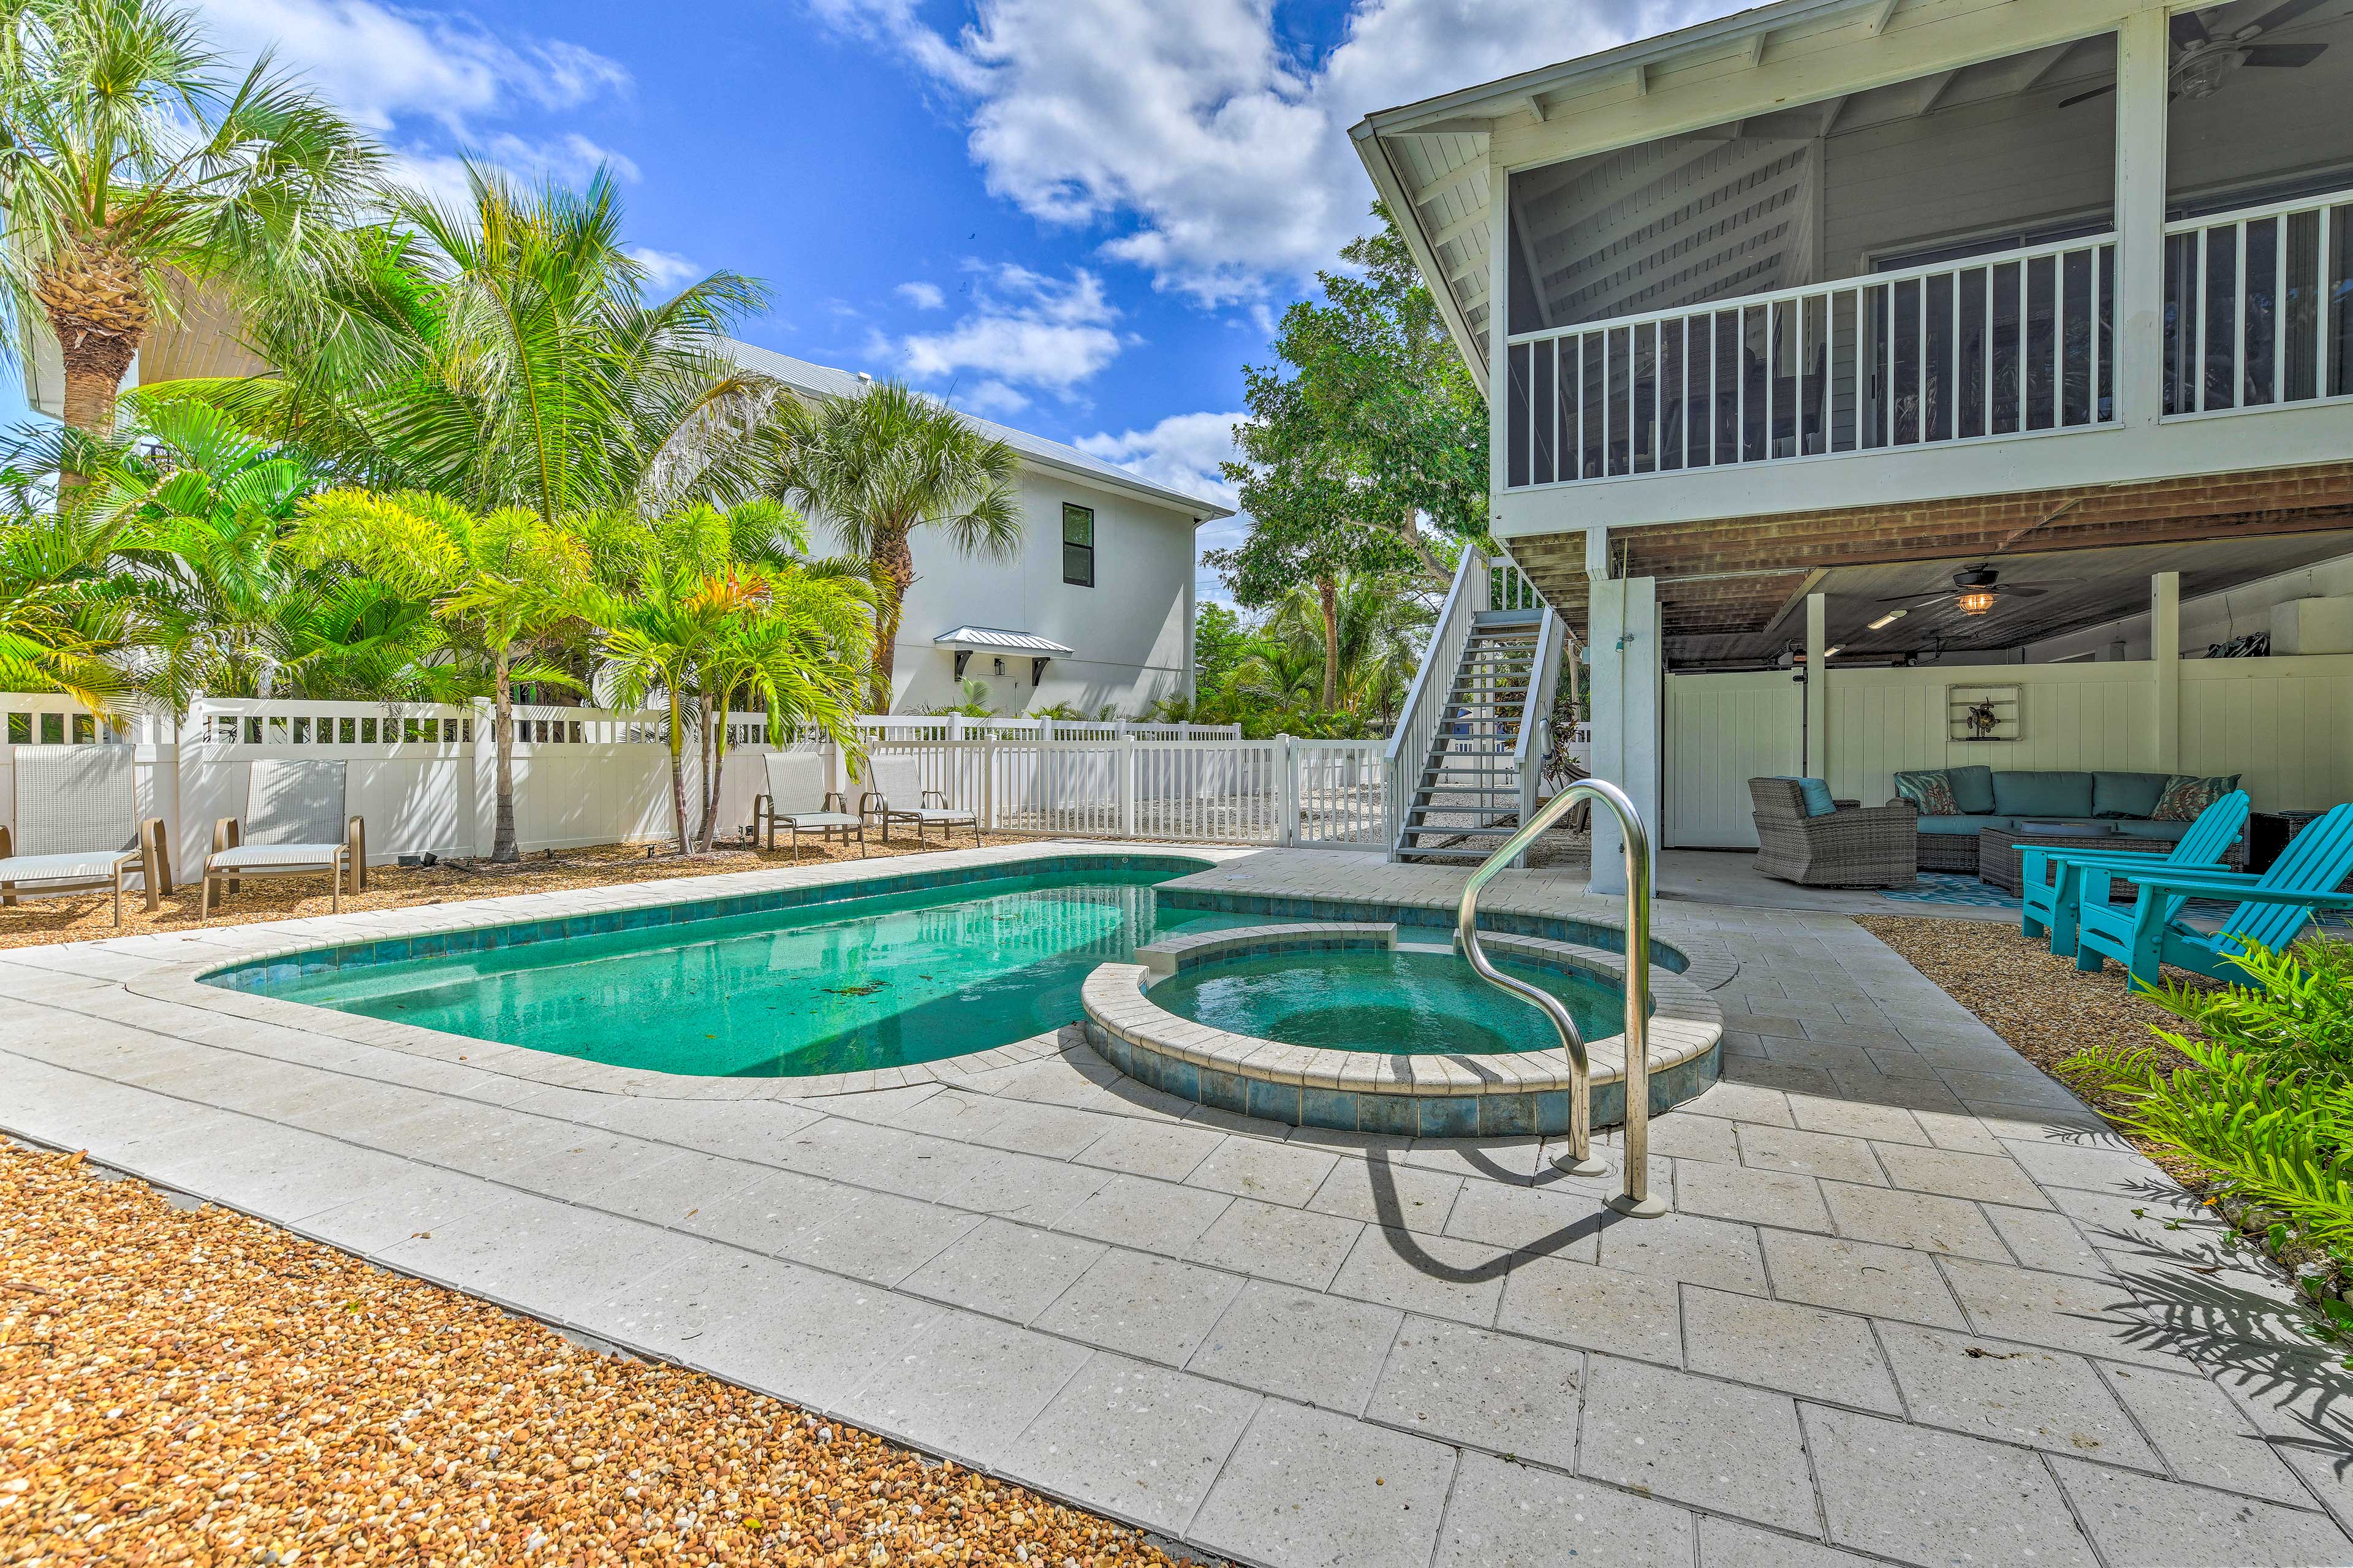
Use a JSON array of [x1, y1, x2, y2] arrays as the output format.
[[0, 694, 1383, 881]]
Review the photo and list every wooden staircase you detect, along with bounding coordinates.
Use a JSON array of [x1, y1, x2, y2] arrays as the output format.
[[1392, 608, 1542, 863]]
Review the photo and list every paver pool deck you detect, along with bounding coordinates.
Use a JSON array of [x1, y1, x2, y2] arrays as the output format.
[[4, 840, 2351, 1567]]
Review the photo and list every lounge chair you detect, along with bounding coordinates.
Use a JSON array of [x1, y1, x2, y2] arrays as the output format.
[[2072, 802, 2353, 991], [202, 759, 368, 920], [1748, 777, 1916, 888], [859, 754, 980, 846], [0, 746, 169, 926], [752, 751, 865, 857], [2019, 790, 2249, 958]]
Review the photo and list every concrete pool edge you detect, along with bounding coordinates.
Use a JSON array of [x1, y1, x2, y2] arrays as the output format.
[[118, 841, 1259, 1102], [1080, 923, 1724, 1137]]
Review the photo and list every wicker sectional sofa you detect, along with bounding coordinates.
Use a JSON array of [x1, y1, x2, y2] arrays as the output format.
[[1887, 766, 2238, 874]]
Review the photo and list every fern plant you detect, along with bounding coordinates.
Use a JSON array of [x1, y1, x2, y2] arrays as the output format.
[[2062, 938, 2353, 1313]]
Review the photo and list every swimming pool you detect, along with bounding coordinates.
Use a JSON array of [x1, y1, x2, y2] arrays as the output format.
[[218, 858, 1272, 1077], [1151, 944, 1626, 1056]]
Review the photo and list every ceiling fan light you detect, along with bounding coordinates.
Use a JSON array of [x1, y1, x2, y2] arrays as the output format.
[[1956, 589, 1999, 616]]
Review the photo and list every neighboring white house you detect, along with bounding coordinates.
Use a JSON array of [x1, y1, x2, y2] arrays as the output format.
[[716, 342, 1232, 718]]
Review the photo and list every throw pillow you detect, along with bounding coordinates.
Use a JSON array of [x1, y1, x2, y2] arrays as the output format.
[[1797, 778, 1838, 817], [2153, 773, 2240, 822], [1892, 768, 1958, 816]]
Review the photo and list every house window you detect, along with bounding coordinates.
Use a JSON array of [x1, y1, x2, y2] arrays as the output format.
[[1061, 503, 1094, 588]]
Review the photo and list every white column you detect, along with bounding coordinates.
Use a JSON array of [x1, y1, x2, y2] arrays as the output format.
[[1805, 593, 1830, 780], [1587, 575, 1661, 898], [2151, 570, 2181, 772], [2114, 7, 2170, 430], [1488, 164, 1512, 507]]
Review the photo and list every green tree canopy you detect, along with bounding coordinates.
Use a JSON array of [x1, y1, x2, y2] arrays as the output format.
[[0, 0, 379, 439]]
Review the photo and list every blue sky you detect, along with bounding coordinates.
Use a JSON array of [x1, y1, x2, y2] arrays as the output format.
[[8, 0, 1735, 602]]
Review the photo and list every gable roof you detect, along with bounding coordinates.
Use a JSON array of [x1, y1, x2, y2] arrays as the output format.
[[714, 339, 1234, 521]]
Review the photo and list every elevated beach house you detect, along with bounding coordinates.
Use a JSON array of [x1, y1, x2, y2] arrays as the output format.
[[1354, 0, 2353, 887]]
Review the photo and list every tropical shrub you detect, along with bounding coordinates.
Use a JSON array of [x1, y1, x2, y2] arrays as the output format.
[[2061, 938, 2353, 1338]]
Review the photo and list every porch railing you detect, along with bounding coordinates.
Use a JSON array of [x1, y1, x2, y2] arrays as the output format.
[[2164, 190, 2353, 417], [1503, 232, 2117, 488]]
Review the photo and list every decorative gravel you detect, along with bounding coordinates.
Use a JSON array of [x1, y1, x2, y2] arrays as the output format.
[[0, 1145, 1199, 1567], [0, 831, 1026, 953]]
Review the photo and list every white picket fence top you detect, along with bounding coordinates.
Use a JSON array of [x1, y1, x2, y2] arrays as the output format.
[[0, 694, 1383, 871]]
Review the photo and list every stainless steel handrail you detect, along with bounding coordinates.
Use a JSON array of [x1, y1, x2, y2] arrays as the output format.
[[1454, 776, 1667, 1218]]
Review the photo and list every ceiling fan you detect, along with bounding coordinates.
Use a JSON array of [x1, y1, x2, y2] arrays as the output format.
[[1876, 566, 2058, 618], [2061, 0, 2333, 108]]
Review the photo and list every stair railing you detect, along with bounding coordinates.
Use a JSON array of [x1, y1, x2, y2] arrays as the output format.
[[1509, 608, 1566, 868], [1454, 776, 1667, 1218], [1385, 547, 1488, 856]]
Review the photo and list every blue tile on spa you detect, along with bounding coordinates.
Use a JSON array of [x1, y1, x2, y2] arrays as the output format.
[[1358, 1093, 1419, 1138], [1246, 1077, 1300, 1125], [1480, 1093, 1538, 1137], [1301, 1087, 1359, 1131], [1419, 1096, 1479, 1139], [1198, 1067, 1249, 1116]]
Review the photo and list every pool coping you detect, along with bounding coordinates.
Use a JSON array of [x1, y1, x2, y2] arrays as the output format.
[[119, 843, 1254, 1101], [1080, 922, 1722, 1137]]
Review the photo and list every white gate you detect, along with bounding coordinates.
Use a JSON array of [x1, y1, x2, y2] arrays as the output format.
[[1662, 670, 1804, 849]]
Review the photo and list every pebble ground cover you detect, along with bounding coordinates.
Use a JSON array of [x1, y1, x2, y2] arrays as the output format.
[[0, 831, 1024, 953], [0, 1144, 1199, 1567]]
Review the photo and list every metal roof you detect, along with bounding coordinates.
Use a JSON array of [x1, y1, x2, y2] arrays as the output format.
[[931, 626, 1075, 655], [714, 339, 1235, 521]]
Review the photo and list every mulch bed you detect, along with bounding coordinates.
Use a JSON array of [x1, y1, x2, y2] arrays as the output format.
[[0, 831, 1028, 953], [0, 1143, 1197, 1567]]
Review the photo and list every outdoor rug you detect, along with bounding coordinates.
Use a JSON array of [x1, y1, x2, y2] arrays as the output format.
[[1878, 873, 2020, 910]]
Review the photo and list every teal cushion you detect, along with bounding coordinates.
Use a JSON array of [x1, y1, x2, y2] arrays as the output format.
[[2093, 771, 2170, 820], [1797, 778, 1837, 817], [2154, 773, 2240, 822], [1917, 814, 2012, 835], [1993, 771, 2094, 817], [1947, 765, 1996, 815], [1893, 770, 1958, 815]]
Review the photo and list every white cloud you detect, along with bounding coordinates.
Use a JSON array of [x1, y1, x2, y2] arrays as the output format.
[[811, 0, 1740, 304], [629, 247, 704, 291], [388, 132, 640, 208], [197, 0, 630, 134], [1077, 410, 1243, 509], [892, 263, 1124, 399], [896, 281, 947, 309]]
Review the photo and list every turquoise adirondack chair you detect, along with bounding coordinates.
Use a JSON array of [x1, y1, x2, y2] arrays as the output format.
[[2072, 803, 2353, 991], [2018, 791, 2249, 958]]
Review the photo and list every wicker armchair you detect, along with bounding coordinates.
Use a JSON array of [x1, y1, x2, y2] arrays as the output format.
[[1749, 778, 1918, 888]]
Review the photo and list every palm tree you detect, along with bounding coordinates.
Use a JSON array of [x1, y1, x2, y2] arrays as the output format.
[[0, 504, 137, 706], [195, 167, 790, 521], [0, 0, 379, 440], [1265, 572, 1428, 722], [581, 502, 869, 854], [292, 489, 588, 862], [786, 381, 1020, 703]]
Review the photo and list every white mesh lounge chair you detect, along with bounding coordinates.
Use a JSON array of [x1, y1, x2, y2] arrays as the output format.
[[752, 751, 865, 857], [858, 754, 980, 846], [0, 746, 169, 926], [202, 759, 367, 920]]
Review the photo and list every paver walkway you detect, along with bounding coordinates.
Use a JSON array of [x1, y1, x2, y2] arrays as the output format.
[[3, 843, 2350, 1567]]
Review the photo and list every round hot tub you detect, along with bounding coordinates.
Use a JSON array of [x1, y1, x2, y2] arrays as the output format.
[[1078, 923, 1723, 1139]]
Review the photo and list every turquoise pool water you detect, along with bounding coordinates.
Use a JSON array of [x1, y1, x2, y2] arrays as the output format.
[[1153, 947, 1627, 1056], [253, 865, 1267, 1077]]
